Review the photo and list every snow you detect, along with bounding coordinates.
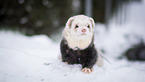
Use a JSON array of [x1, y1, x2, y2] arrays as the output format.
[[94, 22, 145, 58], [0, 30, 145, 82], [1, 0, 145, 82], [94, 0, 145, 58]]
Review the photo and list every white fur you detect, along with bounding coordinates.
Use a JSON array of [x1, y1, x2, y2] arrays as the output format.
[[63, 15, 95, 50], [96, 49, 104, 67]]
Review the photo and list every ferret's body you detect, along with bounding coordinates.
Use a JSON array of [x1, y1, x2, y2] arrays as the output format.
[[60, 15, 103, 73], [60, 38, 97, 69]]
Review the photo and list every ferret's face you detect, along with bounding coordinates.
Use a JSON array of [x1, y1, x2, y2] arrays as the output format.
[[63, 15, 95, 49], [65, 15, 95, 38], [70, 18, 93, 36]]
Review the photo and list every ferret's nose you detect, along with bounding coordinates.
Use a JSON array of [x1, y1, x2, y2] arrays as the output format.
[[81, 29, 86, 33]]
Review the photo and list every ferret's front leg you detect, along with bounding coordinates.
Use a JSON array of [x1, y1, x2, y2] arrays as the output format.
[[81, 57, 97, 74]]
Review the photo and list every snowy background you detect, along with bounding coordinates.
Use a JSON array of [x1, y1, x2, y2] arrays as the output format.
[[0, 0, 145, 82]]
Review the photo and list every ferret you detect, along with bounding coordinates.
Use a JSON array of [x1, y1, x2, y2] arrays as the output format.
[[60, 15, 103, 74]]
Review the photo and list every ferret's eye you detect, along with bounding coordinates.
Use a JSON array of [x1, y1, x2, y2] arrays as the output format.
[[75, 25, 79, 28], [87, 25, 90, 28]]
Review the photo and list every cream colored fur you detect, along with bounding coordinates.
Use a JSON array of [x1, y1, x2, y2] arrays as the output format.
[[63, 15, 94, 50], [63, 31, 93, 50], [96, 49, 104, 67]]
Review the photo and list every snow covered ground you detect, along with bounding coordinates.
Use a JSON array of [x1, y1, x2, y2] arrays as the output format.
[[0, 0, 145, 82], [0, 30, 145, 82]]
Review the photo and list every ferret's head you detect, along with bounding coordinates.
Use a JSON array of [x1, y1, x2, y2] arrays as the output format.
[[63, 15, 95, 49], [63, 15, 95, 39]]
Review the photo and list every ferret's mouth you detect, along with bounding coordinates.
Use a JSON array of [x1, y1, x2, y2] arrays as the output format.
[[81, 33, 88, 35], [77, 34, 88, 36], [81, 34, 86, 35]]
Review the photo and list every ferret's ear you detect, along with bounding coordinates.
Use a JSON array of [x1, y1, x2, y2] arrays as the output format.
[[89, 18, 95, 28], [66, 17, 74, 28]]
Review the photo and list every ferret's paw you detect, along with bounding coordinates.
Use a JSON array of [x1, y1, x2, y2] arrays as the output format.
[[81, 67, 93, 74]]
